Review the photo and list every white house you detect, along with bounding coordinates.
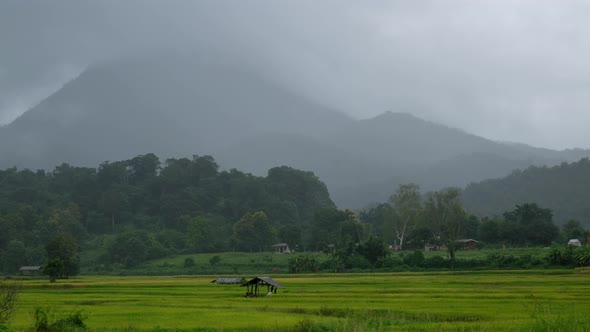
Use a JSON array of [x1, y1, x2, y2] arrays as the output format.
[[271, 243, 292, 254], [568, 239, 582, 247]]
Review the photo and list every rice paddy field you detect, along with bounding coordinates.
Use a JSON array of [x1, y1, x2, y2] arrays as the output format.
[[6, 269, 590, 331]]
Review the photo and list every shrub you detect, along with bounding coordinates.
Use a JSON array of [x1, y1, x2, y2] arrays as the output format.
[[33, 307, 87, 332], [288, 255, 320, 273], [0, 282, 20, 323], [0, 324, 14, 332], [548, 246, 590, 267], [402, 250, 424, 267], [344, 255, 371, 269], [377, 255, 403, 268], [209, 256, 221, 266], [183, 258, 195, 268], [423, 255, 446, 269]]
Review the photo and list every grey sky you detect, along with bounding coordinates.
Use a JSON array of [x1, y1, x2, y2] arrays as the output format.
[[1, 1, 589, 149]]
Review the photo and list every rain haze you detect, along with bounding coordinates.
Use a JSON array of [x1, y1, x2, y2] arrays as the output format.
[[1, 0, 590, 150], [3, 4, 590, 326]]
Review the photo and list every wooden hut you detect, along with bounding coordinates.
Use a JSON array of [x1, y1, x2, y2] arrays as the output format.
[[456, 239, 479, 250], [241, 277, 284, 297], [211, 277, 246, 285]]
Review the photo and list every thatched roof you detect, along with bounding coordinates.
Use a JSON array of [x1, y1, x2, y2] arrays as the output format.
[[241, 277, 284, 289], [211, 277, 246, 284]]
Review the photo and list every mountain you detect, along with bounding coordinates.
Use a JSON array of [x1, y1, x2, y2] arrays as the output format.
[[462, 158, 590, 227], [1, 54, 589, 209], [0, 54, 352, 169]]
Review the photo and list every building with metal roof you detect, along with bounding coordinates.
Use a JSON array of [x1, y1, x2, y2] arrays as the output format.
[[241, 277, 284, 297], [271, 243, 292, 254], [19, 265, 42, 276], [210, 277, 246, 284]]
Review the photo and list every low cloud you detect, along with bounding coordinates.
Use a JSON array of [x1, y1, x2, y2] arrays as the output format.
[[1, 1, 589, 149]]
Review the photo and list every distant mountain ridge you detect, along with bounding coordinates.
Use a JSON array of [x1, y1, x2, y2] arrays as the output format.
[[1, 54, 588, 208], [462, 158, 590, 227]]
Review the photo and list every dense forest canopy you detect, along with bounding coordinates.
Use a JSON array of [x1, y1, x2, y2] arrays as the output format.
[[463, 158, 590, 228], [0, 154, 335, 273], [1, 153, 589, 276]]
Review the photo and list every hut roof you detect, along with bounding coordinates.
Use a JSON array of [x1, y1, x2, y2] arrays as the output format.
[[241, 277, 284, 289], [272, 243, 289, 247], [19, 266, 42, 271], [456, 239, 478, 243], [211, 277, 246, 284]]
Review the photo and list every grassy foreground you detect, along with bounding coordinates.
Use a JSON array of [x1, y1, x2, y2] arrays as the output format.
[[8, 270, 590, 331]]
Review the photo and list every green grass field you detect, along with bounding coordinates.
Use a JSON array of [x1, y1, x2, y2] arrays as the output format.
[[82, 247, 553, 276], [6, 269, 590, 331]]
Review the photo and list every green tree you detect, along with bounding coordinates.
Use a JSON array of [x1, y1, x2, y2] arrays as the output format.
[[265, 166, 335, 224], [424, 188, 466, 269], [46, 205, 86, 239], [45, 235, 79, 278], [97, 188, 129, 232], [310, 208, 362, 250], [358, 203, 389, 238], [310, 208, 342, 250], [504, 203, 558, 246], [232, 211, 277, 252], [339, 214, 367, 245], [128, 153, 160, 185], [478, 217, 501, 244], [561, 220, 585, 242], [2, 240, 26, 274], [109, 231, 157, 267], [462, 215, 480, 239], [43, 259, 64, 283], [386, 183, 422, 250], [186, 216, 210, 253], [357, 236, 385, 266], [97, 160, 129, 189], [278, 224, 302, 248]]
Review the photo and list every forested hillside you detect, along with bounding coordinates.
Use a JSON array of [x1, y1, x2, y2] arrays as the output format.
[[1, 54, 589, 209], [0, 154, 336, 273], [463, 158, 590, 227]]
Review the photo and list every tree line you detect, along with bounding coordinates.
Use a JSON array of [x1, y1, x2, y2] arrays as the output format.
[[1, 153, 588, 277], [360, 184, 588, 253], [463, 157, 590, 227], [0, 154, 336, 275]]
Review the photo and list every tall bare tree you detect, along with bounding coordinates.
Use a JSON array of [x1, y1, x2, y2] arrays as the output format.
[[386, 183, 422, 250]]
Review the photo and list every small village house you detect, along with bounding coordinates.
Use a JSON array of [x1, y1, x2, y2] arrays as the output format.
[[271, 243, 292, 254], [568, 239, 582, 247], [456, 239, 479, 250]]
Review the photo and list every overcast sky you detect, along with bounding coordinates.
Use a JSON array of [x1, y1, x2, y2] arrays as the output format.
[[1, 1, 589, 149]]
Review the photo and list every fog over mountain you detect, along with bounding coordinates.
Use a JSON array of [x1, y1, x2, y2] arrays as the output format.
[[2, 1, 590, 208], [1, 53, 589, 208], [2, 1, 590, 149]]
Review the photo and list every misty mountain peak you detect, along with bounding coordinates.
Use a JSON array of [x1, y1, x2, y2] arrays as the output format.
[[1, 53, 588, 210]]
